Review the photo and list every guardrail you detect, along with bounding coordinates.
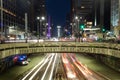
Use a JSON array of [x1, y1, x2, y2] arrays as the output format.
[[0, 42, 120, 59]]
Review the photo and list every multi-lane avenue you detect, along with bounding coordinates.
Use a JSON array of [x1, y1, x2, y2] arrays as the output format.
[[19, 53, 110, 80], [0, 53, 120, 80]]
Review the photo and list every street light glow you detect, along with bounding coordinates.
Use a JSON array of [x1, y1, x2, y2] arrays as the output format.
[[37, 16, 40, 20], [37, 16, 45, 21], [41, 16, 45, 20], [75, 16, 78, 20]]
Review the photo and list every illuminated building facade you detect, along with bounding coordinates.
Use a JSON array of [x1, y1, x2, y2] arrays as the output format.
[[111, 0, 119, 27], [71, 0, 110, 33], [111, 0, 120, 35], [70, 0, 94, 35], [0, 0, 32, 39]]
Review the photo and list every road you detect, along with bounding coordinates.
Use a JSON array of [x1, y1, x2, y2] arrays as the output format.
[[20, 53, 68, 80], [62, 53, 110, 80], [0, 53, 120, 80], [20, 53, 58, 80]]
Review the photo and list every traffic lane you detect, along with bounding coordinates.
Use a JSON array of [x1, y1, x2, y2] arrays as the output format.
[[62, 53, 82, 80], [0, 54, 45, 80], [22, 54, 54, 80], [21, 53, 55, 80], [68, 53, 109, 80], [40, 53, 57, 80]]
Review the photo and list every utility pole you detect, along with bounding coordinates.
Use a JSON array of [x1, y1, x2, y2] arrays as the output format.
[[0, 0, 3, 36], [25, 13, 28, 43], [94, 0, 97, 26]]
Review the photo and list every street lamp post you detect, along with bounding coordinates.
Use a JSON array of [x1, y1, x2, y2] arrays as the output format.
[[0, 0, 3, 37], [75, 16, 82, 42], [75, 16, 78, 30], [70, 23, 75, 36], [37, 16, 45, 40], [75, 16, 79, 41], [37, 19, 39, 39], [25, 13, 28, 43]]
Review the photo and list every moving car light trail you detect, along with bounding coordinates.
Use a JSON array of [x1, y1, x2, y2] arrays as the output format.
[[21, 53, 57, 80], [68, 53, 110, 80], [62, 53, 79, 80], [21, 53, 110, 80]]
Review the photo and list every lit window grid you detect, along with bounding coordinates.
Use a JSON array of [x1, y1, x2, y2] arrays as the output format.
[[111, 0, 120, 26]]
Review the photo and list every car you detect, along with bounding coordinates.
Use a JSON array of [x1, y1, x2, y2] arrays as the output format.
[[16, 60, 29, 65], [21, 60, 29, 65]]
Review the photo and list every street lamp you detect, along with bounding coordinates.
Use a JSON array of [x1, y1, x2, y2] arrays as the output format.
[[41, 16, 45, 21], [75, 16, 82, 30], [75, 16, 78, 20], [70, 23, 76, 35], [37, 16, 45, 39], [75, 16, 82, 42]]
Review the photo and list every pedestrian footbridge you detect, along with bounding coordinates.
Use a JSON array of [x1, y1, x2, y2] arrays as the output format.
[[0, 42, 120, 59]]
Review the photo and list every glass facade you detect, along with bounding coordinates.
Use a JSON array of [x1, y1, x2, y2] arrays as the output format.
[[0, 0, 32, 39], [111, 0, 119, 26]]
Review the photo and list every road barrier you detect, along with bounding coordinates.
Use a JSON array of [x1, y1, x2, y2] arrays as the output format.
[[0, 42, 120, 59]]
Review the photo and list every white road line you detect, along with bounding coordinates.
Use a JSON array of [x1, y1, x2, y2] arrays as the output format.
[[28, 54, 54, 80], [49, 53, 57, 80], [22, 54, 51, 80], [41, 53, 55, 80]]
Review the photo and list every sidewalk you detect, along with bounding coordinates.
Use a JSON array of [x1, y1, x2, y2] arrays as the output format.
[[76, 53, 120, 80]]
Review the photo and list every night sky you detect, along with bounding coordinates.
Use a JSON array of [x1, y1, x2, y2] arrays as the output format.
[[46, 0, 71, 27]]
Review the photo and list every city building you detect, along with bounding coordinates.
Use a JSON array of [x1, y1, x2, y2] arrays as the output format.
[[111, 0, 119, 27], [70, 0, 94, 36], [95, 0, 111, 31], [34, 0, 47, 39], [0, 0, 33, 39], [64, 13, 71, 37], [111, 0, 120, 36], [70, 0, 111, 34]]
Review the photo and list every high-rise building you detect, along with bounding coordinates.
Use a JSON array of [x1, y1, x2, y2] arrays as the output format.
[[111, 0, 120, 36], [34, 0, 47, 38], [111, 0, 119, 27], [70, 0, 94, 35], [64, 13, 71, 36], [95, 0, 110, 30], [0, 0, 32, 39], [71, 0, 111, 33], [34, 0, 46, 17], [0, 0, 17, 37], [75, 0, 94, 22], [0, 0, 47, 39]]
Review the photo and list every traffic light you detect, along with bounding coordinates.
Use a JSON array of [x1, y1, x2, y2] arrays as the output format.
[[102, 27, 106, 33], [80, 24, 85, 30]]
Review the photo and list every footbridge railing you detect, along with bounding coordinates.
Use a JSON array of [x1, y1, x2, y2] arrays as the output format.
[[0, 42, 120, 59]]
